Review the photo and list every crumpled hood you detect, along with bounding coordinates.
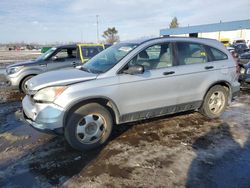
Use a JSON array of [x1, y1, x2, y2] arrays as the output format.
[[26, 69, 97, 91]]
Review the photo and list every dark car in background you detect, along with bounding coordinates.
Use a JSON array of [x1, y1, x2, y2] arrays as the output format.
[[239, 51, 250, 63], [231, 43, 249, 54], [239, 62, 250, 85]]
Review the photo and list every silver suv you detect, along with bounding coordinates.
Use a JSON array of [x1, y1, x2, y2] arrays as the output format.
[[22, 37, 240, 151]]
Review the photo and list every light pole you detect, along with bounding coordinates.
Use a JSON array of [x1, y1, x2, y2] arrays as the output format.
[[80, 30, 83, 42], [96, 15, 100, 43]]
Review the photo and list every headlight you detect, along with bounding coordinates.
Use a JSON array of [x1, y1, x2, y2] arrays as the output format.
[[33, 86, 67, 102], [6, 66, 23, 75]]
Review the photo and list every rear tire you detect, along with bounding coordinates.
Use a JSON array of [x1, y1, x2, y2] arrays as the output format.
[[200, 85, 229, 119], [65, 103, 113, 151], [20, 75, 34, 93]]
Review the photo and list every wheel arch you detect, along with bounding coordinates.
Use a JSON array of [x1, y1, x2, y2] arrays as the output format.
[[19, 74, 37, 91], [203, 80, 232, 104], [63, 96, 121, 128]]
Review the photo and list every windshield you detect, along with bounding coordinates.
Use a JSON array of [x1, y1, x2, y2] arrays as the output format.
[[36, 47, 56, 61], [81, 43, 138, 74]]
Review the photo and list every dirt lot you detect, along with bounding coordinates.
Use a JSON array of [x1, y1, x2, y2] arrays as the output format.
[[0, 50, 40, 68], [0, 52, 250, 188]]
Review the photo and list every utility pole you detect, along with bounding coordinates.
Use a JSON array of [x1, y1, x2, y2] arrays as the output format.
[[96, 15, 99, 43], [80, 30, 83, 42]]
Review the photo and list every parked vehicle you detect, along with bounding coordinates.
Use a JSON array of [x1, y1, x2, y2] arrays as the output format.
[[233, 39, 246, 44], [220, 38, 230, 47], [78, 44, 105, 63], [247, 40, 250, 48], [104, 44, 112, 49], [6, 44, 105, 92], [41, 47, 52, 53], [238, 62, 250, 85], [239, 51, 250, 63], [230, 43, 249, 54], [226, 46, 235, 53], [22, 37, 240, 151]]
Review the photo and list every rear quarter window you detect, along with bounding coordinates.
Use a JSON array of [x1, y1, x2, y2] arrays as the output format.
[[175, 42, 208, 65], [209, 47, 228, 61]]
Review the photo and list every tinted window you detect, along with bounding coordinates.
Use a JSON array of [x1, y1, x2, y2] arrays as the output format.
[[210, 47, 228, 61], [176, 42, 208, 65], [128, 43, 173, 70], [81, 46, 104, 59]]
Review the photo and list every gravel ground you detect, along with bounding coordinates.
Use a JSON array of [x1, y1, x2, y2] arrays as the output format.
[[0, 50, 40, 68], [0, 52, 250, 188]]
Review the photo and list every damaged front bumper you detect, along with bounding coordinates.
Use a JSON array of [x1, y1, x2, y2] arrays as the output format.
[[22, 95, 65, 135]]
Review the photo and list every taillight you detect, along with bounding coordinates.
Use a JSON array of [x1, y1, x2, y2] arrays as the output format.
[[234, 60, 240, 74], [236, 64, 240, 74], [230, 51, 240, 74]]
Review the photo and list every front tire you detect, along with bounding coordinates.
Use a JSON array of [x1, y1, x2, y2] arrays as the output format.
[[65, 103, 113, 151], [200, 85, 229, 119], [20, 75, 34, 93]]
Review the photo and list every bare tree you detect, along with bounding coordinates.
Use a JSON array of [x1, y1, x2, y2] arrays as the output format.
[[102, 27, 120, 44]]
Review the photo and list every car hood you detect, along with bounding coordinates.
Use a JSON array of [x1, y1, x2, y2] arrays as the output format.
[[26, 69, 97, 91], [7, 60, 38, 68]]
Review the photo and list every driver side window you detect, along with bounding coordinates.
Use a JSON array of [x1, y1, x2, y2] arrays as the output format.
[[52, 48, 76, 62], [128, 43, 173, 70]]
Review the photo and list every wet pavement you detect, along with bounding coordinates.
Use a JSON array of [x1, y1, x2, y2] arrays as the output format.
[[0, 83, 250, 187]]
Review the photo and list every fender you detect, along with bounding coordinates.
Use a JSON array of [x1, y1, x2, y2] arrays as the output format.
[[63, 96, 121, 127], [202, 80, 232, 104]]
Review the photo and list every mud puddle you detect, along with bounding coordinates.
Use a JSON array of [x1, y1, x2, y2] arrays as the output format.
[[0, 90, 249, 187]]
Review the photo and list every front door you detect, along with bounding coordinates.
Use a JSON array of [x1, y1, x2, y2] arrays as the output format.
[[117, 42, 181, 121], [46, 47, 81, 71]]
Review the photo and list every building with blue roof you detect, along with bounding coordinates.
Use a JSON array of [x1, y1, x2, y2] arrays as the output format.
[[160, 19, 250, 46]]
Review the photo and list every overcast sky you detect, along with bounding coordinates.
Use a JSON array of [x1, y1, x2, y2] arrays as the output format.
[[0, 0, 249, 44]]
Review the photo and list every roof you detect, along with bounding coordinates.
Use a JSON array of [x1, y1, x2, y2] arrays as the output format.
[[160, 19, 250, 36], [56, 43, 104, 49], [56, 44, 77, 48]]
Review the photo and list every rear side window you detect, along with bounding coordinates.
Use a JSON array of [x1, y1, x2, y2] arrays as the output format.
[[209, 47, 228, 61], [176, 42, 208, 65], [81, 46, 104, 58]]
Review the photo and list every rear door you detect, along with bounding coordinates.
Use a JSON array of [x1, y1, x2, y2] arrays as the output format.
[[172, 41, 222, 105], [46, 47, 80, 71]]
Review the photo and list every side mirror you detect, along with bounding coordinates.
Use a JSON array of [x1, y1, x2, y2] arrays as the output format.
[[123, 65, 144, 75], [51, 56, 58, 61]]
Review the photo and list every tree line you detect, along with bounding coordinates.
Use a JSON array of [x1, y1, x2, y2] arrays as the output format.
[[102, 17, 179, 44]]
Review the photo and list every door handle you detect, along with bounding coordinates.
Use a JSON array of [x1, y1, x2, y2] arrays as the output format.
[[39, 64, 46, 67], [205, 66, 214, 70], [163, 71, 175, 75]]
